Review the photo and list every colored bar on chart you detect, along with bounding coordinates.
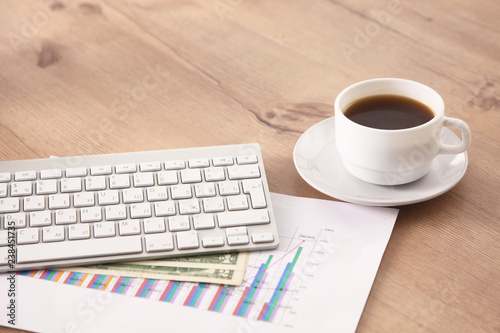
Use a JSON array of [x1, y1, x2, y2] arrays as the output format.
[[236, 256, 272, 317], [212, 286, 233, 312], [91, 275, 106, 289], [258, 302, 269, 321], [232, 286, 250, 316], [162, 281, 183, 302], [87, 274, 100, 289], [186, 283, 207, 307], [262, 247, 303, 322], [18, 270, 37, 278], [208, 285, 225, 311], [65, 272, 84, 285], [268, 272, 295, 322], [40, 270, 53, 280], [112, 276, 132, 294], [53, 270, 65, 282], [136, 279, 158, 298], [183, 285, 198, 306], [159, 281, 175, 301]]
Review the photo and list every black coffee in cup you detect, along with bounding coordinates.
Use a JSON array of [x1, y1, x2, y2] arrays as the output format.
[[344, 94, 434, 130]]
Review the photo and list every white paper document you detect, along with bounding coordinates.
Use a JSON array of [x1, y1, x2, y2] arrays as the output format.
[[0, 193, 398, 333]]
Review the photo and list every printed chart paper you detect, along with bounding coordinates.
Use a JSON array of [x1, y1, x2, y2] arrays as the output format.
[[0, 193, 398, 332]]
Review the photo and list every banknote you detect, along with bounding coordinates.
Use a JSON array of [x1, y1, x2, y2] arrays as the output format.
[[62, 252, 249, 286]]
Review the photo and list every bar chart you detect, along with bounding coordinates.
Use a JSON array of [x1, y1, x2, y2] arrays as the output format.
[[20, 229, 330, 328]]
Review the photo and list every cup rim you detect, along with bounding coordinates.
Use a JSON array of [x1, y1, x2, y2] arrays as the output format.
[[334, 78, 445, 132]]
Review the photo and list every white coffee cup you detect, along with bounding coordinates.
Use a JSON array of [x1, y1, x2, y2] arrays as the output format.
[[334, 78, 471, 185]]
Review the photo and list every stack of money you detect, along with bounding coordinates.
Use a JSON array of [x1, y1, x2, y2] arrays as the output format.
[[62, 252, 249, 286]]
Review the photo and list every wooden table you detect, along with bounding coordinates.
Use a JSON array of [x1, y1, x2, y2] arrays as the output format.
[[1, 0, 498, 332]]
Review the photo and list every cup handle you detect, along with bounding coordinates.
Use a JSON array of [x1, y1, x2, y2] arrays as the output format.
[[438, 117, 471, 154]]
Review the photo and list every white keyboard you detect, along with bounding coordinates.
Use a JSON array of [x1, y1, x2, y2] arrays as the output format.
[[0, 143, 279, 273]]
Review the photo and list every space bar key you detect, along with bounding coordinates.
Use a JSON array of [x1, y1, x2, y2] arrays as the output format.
[[17, 236, 143, 264]]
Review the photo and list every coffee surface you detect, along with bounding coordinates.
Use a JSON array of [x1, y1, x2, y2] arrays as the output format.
[[344, 95, 434, 130]]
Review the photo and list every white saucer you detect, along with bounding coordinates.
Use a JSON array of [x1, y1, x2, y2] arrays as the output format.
[[293, 117, 468, 206]]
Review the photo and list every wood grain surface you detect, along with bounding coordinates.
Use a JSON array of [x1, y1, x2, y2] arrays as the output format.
[[0, 0, 499, 332]]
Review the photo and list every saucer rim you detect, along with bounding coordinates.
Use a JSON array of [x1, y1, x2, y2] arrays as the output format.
[[293, 116, 469, 206]]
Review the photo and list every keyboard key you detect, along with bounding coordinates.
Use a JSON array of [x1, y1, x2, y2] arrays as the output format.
[[168, 216, 190, 232], [227, 164, 260, 180], [109, 174, 130, 189], [55, 208, 77, 225], [0, 173, 11, 182], [226, 195, 249, 211], [23, 196, 45, 211], [176, 231, 199, 250], [80, 207, 102, 222], [145, 233, 174, 252], [157, 171, 178, 185], [202, 197, 224, 213], [252, 233, 274, 244], [66, 167, 87, 177], [90, 165, 112, 176], [42, 226, 65, 242], [225, 227, 247, 237], [29, 211, 52, 227], [36, 180, 58, 195], [171, 184, 192, 199], [73, 192, 95, 207], [204, 167, 225, 182], [85, 176, 107, 191], [61, 178, 82, 193], [130, 203, 152, 219], [143, 217, 166, 234], [164, 160, 185, 170], [11, 181, 32, 196], [15, 171, 36, 181], [227, 235, 249, 246], [236, 154, 258, 165], [4, 213, 26, 228], [40, 169, 62, 179], [188, 158, 209, 168], [105, 205, 127, 220], [193, 214, 215, 230], [212, 156, 233, 166], [98, 190, 120, 205], [154, 201, 176, 216], [118, 220, 141, 236], [133, 173, 155, 187], [123, 188, 144, 203], [94, 222, 116, 238], [68, 224, 91, 240], [242, 179, 267, 209], [202, 237, 224, 248], [115, 164, 137, 174], [194, 183, 216, 198], [146, 186, 168, 201], [0, 231, 9, 246], [17, 236, 143, 264], [48, 194, 70, 209], [0, 183, 6, 198], [218, 181, 239, 195], [217, 210, 270, 228], [140, 162, 161, 172], [0, 198, 20, 213], [179, 199, 200, 215], [181, 169, 202, 183], [17, 228, 39, 245], [0, 248, 9, 266]]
